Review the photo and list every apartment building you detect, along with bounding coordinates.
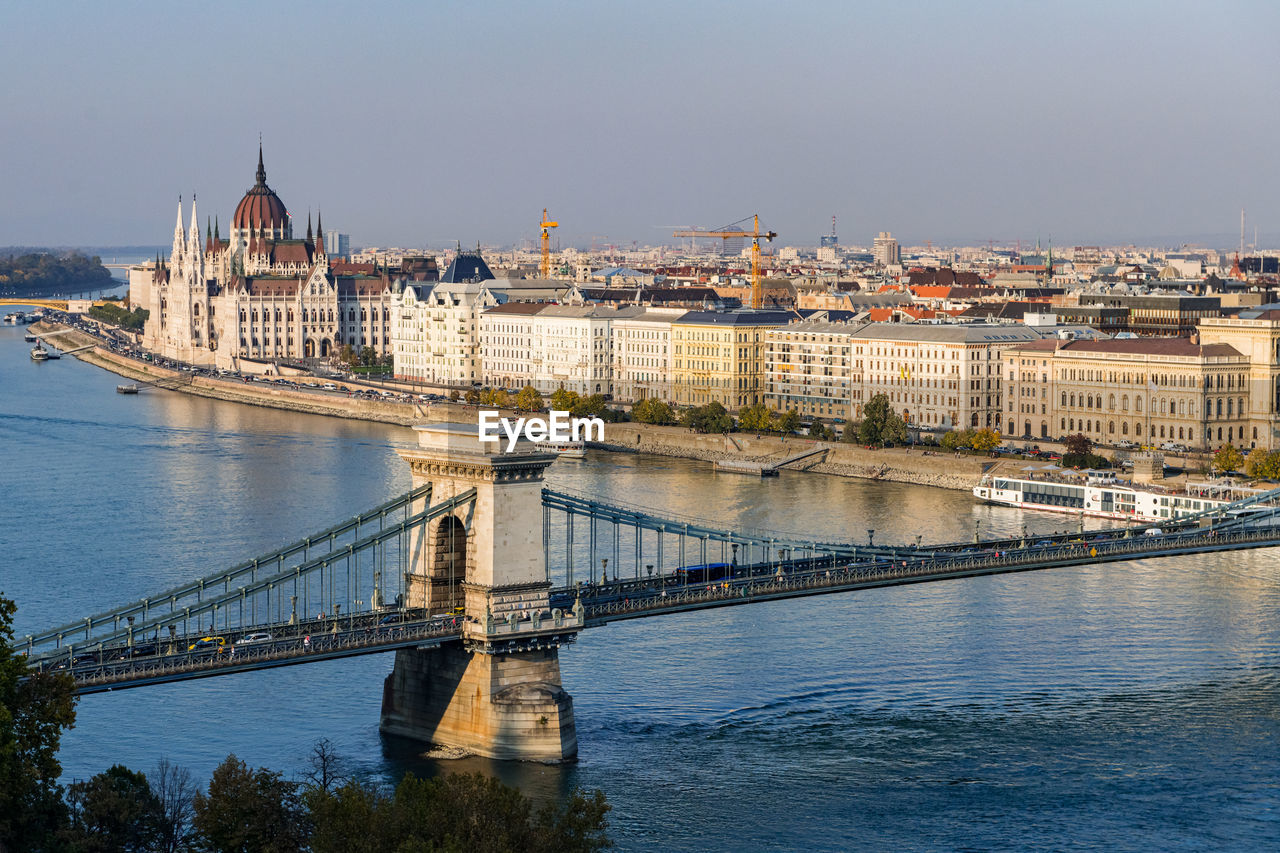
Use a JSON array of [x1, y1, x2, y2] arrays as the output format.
[[610, 308, 686, 402], [764, 323, 1038, 428], [672, 310, 796, 409]]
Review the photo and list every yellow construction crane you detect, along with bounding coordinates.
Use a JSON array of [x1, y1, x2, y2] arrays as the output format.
[[539, 208, 559, 279], [673, 215, 777, 309]]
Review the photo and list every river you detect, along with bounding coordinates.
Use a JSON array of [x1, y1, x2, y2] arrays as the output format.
[[2, 319, 1278, 851]]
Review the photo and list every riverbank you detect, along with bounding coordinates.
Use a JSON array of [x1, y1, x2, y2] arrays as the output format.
[[33, 322, 421, 427], [597, 422, 995, 491], [36, 320, 995, 490]]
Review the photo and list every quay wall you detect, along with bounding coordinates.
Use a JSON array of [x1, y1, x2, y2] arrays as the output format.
[[34, 322, 421, 427], [596, 422, 994, 491]]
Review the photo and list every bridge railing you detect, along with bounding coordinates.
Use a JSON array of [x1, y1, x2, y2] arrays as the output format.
[[24, 487, 475, 663]]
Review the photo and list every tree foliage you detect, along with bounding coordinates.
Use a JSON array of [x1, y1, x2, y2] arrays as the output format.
[[681, 402, 733, 434], [970, 427, 1002, 452], [192, 755, 308, 853], [306, 772, 611, 853], [1063, 433, 1093, 456], [777, 409, 801, 435], [1243, 447, 1280, 479], [737, 403, 776, 433], [0, 594, 78, 853], [64, 764, 165, 852], [516, 385, 544, 412], [630, 398, 676, 426], [478, 388, 510, 408], [1215, 443, 1246, 474], [88, 303, 148, 331], [550, 387, 578, 412], [857, 394, 906, 446], [0, 251, 112, 295]]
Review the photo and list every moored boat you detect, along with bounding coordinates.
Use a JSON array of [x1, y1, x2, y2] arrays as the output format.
[[548, 440, 586, 459], [116, 384, 140, 394], [30, 342, 50, 361], [973, 472, 1272, 523]]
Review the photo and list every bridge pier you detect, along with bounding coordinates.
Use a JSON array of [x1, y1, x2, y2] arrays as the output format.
[[380, 422, 580, 762], [381, 642, 576, 762]]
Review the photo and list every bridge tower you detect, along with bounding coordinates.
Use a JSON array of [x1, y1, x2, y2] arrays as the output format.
[[380, 422, 581, 762]]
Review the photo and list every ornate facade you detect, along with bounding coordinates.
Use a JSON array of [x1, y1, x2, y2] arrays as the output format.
[[141, 147, 411, 369]]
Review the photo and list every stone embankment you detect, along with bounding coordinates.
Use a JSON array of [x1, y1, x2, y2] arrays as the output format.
[[34, 322, 422, 427], [596, 422, 995, 491]]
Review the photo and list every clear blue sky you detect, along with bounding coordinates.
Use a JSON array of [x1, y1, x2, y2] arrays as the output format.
[[2, 0, 1278, 250]]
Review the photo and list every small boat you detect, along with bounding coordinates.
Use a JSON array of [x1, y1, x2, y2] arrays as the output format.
[[116, 384, 140, 394], [43, 348, 61, 359], [24, 332, 37, 342], [30, 343, 49, 362], [548, 440, 587, 459]]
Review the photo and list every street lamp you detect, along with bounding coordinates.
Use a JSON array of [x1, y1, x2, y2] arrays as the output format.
[[601, 558, 609, 584]]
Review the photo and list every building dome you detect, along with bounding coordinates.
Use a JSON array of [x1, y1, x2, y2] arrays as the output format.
[[232, 145, 288, 233]]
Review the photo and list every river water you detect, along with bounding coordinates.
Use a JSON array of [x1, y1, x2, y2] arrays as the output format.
[[2, 320, 1278, 851]]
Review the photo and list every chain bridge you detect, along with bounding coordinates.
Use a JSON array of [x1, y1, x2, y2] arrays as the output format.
[[18, 423, 1280, 761]]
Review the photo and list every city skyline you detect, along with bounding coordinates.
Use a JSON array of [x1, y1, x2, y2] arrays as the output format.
[[3, 1, 1279, 249]]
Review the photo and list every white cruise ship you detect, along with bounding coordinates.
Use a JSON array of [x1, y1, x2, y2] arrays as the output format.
[[973, 474, 1266, 523]]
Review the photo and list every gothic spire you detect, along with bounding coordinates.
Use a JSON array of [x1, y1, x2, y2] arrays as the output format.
[[306, 211, 313, 243], [315, 209, 324, 254], [255, 141, 267, 186]]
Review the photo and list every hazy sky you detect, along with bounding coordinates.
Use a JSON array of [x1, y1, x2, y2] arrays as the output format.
[[3, 0, 1278, 251]]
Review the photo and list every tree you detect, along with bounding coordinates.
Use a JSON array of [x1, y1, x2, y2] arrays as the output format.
[[777, 409, 802, 435], [463, 389, 480, 405], [681, 402, 733, 434], [970, 427, 1002, 452], [306, 772, 611, 853], [737, 403, 776, 433], [301, 738, 348, 795], [193, 755, 308, 853], [857, 394, 907, 446], [0, 595, 78, 853], [570, 393, 607, 419], [1216, 443, 1246, 474], [631, 398, 676, 426], [150, 758, 197, 853], [940, 430, 964, 451], [841, 420, 861, 443], [550, 387, 579, 412], [808, 417, 831, 441], [516, 386, 544, 412], [448, 390, 460, 402], [478, 388, 510, 408], [64, 764, 164, 852], [1063, 433, 1092, 456]]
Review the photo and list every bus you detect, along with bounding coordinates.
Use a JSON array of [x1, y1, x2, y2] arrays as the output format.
[[670, 563, 733, 585]]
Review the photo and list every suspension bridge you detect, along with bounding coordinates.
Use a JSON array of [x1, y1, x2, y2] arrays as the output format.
[[18, 422, 1280, 761]]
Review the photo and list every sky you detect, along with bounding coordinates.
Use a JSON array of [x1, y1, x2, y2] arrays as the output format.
[[2, 0, 1279, 251]]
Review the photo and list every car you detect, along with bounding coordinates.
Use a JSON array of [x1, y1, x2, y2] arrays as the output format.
[[236, 632, 272, 645], [188, 636, 227, 654], [1144, 528, 1164, 537], [321, 382, 337, 391]]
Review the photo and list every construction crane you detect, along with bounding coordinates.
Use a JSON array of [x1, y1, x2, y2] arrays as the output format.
[[539, 208, 559, 279], [673, 215, 777, 309]]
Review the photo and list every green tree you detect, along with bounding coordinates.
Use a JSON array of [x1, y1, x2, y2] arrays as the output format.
[[1063, 433, 1092, 456], [516, 386, 544, 412], [681, 402, 733, 434], [1216, 443, 1246, 474], [737, 403, 776, 433], [0, 594, 78, 853], [550, 387, 579, 412], [307, 772, 611, 853], [857, 394, 906, 446], [479, 388, 510, 408], [631, 398, 676, 426], [64, 764, 164, 853], [970, 427, 1002, 452], [841, 420, 861, 443], [192, 755, 308, 853], [808, 417, 831, 441], [940, 430, 962, 450], [570, 393, 608, 419], [777, 409, 802, 435]]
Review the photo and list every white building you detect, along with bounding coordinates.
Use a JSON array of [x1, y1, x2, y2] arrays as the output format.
[[872, 231, 900, 266], [479, 301, 548, 390], [526, 305, 637, 396], [610, 308, 685, 401]]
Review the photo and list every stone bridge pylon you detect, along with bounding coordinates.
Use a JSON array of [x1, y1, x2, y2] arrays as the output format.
[[379, 422, 582, 761]]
